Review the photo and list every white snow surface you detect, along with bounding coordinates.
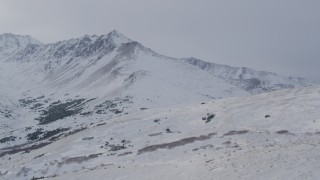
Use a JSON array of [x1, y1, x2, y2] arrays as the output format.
[[0, 30, 319, 179], [0, 33, 42, 60], [1, 85, 320, 180], [184, 57, 312, 93]]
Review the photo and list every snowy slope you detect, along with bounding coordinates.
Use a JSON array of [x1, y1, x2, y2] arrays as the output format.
[[0, 33, 42, 60], [0, 31, 311, 99], [1, 85, 320, 180], [0, 30, 250, 101], [0, 31, 250, 153], [0, 30, 247, 153], [184, 57, 311, 93], [0, 30, 318, 179]]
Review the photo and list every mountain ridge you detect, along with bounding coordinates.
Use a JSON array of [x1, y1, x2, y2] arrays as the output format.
[[0, 30, 315, 148], [0, 33, 42, 60], [0, 30, 312, 95], [183, 57, 311, 93], [0, 30, 319, 180]]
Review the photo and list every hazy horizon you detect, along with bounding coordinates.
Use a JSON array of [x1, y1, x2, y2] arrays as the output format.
[[1, 0, 319, 82]]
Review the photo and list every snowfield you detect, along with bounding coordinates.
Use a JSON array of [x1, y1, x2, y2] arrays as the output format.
[[0, 30, 319, 180], [1, 85, 320, 180]]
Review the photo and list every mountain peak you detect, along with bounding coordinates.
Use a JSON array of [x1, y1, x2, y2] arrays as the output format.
[[7, 30, 136, 60], [0, 33, 42, 59], [106, 29, 132, 46], [0, 33, 42, 44], [108, 29, 122, 36]]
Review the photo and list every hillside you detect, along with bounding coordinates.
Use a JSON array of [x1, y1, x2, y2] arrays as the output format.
[[1, 85, 319, 179], [0, 30, 317, 179]]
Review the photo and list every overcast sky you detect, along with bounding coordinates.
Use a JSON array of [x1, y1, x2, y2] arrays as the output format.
[[1, 0, 319, 82]]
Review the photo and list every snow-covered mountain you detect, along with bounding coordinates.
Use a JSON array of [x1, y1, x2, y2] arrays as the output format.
[[0, 33, 42, 60], [0, 30, 318, 180], [184, 57, 311, 93], [2, 30, 250, 98], [0, 30, 250, 151], [0, 30, 311, 99]]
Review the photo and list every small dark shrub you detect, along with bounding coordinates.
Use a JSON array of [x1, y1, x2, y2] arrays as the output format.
[[0, 136, 16, 143]]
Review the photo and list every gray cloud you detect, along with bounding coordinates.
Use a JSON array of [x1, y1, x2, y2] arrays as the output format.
[[1, 0, 319, 82]]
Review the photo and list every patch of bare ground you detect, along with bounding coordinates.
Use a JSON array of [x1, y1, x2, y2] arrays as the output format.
[[137, 132, 217, 154], [0, 142, 52, 157], [148, 132, 163, 137], [58, 153, 103, 167], [117, 152, 133, 156], [223, 130, 249, 136], [276, 130, 290, 134]]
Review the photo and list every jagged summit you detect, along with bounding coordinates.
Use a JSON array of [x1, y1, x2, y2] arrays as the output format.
[[107, 29, 132, 44], [8, 30, 137, 61], [0, 30, 313, 96], [48, 30, 132, 48], [108, 29, 122, 35], [75, 29, 132, 47]]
